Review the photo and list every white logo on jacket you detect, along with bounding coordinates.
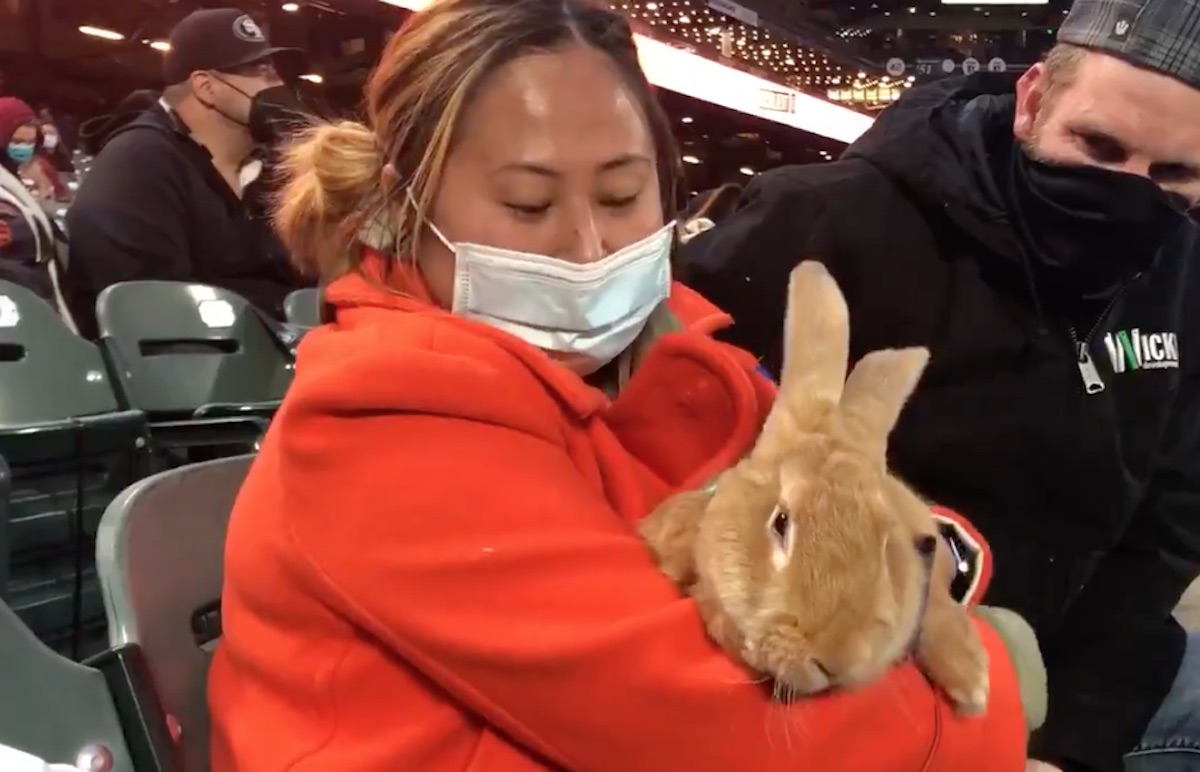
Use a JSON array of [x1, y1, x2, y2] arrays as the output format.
[[1102, 328, 1180, 373]]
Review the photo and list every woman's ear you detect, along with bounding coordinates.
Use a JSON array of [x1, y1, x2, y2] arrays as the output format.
[[381, 162, 401, 193]]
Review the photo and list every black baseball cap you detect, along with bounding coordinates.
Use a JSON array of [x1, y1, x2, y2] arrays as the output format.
[[163, 8, 302, 85]]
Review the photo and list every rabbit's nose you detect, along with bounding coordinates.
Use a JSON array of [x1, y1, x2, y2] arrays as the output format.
[[914, 534, 939, 557]]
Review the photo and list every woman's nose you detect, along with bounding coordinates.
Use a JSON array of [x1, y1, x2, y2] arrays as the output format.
[[564, 207, 604, 265]]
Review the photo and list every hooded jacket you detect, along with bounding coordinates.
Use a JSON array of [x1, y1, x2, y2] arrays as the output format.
[[64, 104, 304, 338], [680, 74, 1200, 772], [207, 252, 1029, 772], [0, 98, 66, 311]]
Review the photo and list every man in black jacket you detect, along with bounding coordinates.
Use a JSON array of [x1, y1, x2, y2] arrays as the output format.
[[680, 1, 1200, 770], [65, 8, 311, 338]]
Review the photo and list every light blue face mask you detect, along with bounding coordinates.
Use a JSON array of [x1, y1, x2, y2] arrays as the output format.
[[437, 220, 676, 366], [5, 143, 34, 165]]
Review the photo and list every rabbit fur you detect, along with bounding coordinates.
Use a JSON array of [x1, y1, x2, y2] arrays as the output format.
[[639, 261, 989, 713]]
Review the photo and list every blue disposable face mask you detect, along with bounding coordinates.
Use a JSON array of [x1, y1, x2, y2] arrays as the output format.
[[5, 143, 34, 165], [412, 188, 674, 366], [441, 223, 675, 366]]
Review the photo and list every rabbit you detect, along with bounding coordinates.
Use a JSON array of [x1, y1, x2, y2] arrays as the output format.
[[639, 260, 989, 714]]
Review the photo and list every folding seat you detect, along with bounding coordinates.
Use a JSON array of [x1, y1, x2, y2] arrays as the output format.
[[96, 281, 294, 460], [0, 598, 141, 771], [0, 280, 148, 657], [97, 454, 253, 772], [283, 286, 321, 327]]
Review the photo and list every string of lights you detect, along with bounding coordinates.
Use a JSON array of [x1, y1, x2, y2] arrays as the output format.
[[609, 0, 906, 111]]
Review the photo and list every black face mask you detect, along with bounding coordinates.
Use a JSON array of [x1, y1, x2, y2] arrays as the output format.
[[1009, 147, 1189, 297], [248, 85, 309, 145]]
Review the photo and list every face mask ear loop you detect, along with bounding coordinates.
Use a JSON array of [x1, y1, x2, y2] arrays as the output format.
[[406, 187, 455, 253], [198, 73, 253, 129]]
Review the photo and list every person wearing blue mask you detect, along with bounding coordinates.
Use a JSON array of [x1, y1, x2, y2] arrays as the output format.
[[206, 3, 1047, 772], [0, 97, 59, 202], [0, 97, 59, 304]]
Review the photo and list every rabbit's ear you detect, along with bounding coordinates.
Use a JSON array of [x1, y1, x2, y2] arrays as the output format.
[[754, 261, 850, 462], [777, 261, 850, 407], [838, 347, 929, 459]]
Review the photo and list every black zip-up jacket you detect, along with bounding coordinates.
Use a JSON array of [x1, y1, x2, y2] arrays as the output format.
[[64, 105, 307, 339], [680, 74, 1200, 772]]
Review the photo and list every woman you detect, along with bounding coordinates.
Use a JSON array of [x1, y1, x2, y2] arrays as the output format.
[[209, 1, 1035, 770], [37, 112, 76, 175], [0, 98, 66, 202], [0, 98, 61, 302]]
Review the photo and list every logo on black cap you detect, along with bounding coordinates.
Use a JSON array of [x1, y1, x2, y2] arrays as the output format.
[[1111, 11, 1135, 41], [233, 15, 265, 42]]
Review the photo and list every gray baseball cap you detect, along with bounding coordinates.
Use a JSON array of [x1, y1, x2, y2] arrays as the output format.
[[1058, 0, 1200, 90]]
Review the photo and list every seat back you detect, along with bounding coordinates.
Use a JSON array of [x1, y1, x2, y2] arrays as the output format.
[[0, 599, 135, 771], [0, 280, 119, 426], [0, 456, 9, 600], [0, 280, 148, 655], [283, 287, 320, 327], [96, 455, 252, 772], [96, 282, 293, 416]]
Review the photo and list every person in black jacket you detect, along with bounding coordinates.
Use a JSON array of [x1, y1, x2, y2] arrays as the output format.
[[64, 8, 312, 338], [680, 2, 1200, 771]]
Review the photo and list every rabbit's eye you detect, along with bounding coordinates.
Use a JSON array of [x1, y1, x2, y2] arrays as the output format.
[[769, 507, 791, 542]]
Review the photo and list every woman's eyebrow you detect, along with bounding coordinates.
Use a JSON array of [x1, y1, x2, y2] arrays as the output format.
[[493, 162, 559, 179], [492, 153, 652, 179], [598, 153, 652, 172]]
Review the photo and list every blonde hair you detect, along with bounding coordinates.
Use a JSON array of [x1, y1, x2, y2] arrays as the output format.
[[274, 0, 683, 284], [1042, 43, 1087, 104]]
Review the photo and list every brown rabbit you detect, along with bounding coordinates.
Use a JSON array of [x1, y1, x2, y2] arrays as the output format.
[[639, 260, 989, 714]]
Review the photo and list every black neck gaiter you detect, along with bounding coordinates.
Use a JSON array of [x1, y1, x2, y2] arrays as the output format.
[[1008, 147, 1188, 300]]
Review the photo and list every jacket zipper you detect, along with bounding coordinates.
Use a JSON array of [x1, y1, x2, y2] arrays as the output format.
[[1067, 273, 1141, 396]]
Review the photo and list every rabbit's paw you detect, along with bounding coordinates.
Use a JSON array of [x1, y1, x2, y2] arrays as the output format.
[[916, 601, 989, 715]]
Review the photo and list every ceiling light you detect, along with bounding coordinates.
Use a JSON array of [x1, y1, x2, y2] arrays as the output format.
[[681, 116, 693, 123], [739, 167, 754, 176], [940, 0, 1047, 4], [682, 155, 701, 164], [148, 40, 170, 52], [299, 73, 324, 83], [282, 2, 300, 10], [79, 25, 125, 41]]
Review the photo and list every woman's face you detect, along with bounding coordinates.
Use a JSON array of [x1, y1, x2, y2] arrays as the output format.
[[417, 44, 664, 309], [40, 123, 59, 149], [10, 122, 37, 146], [6, 122, 38, 167]]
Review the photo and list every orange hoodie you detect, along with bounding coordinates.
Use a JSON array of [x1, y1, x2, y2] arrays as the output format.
[[208, 252, 1027, 772]]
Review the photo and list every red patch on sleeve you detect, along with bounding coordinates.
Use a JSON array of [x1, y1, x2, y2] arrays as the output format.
[[0, 221, 12, 249]]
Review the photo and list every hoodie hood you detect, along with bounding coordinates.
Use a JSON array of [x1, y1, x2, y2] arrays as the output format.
[[78, 90, 161, 155], [844, 73, 1022, 259]]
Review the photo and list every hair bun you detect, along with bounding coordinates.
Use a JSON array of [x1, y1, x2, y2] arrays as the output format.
[[274, 120, 385, 279]]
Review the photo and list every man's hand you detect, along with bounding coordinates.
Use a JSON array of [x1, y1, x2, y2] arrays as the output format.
[[1025, 760, 1063, 772]]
